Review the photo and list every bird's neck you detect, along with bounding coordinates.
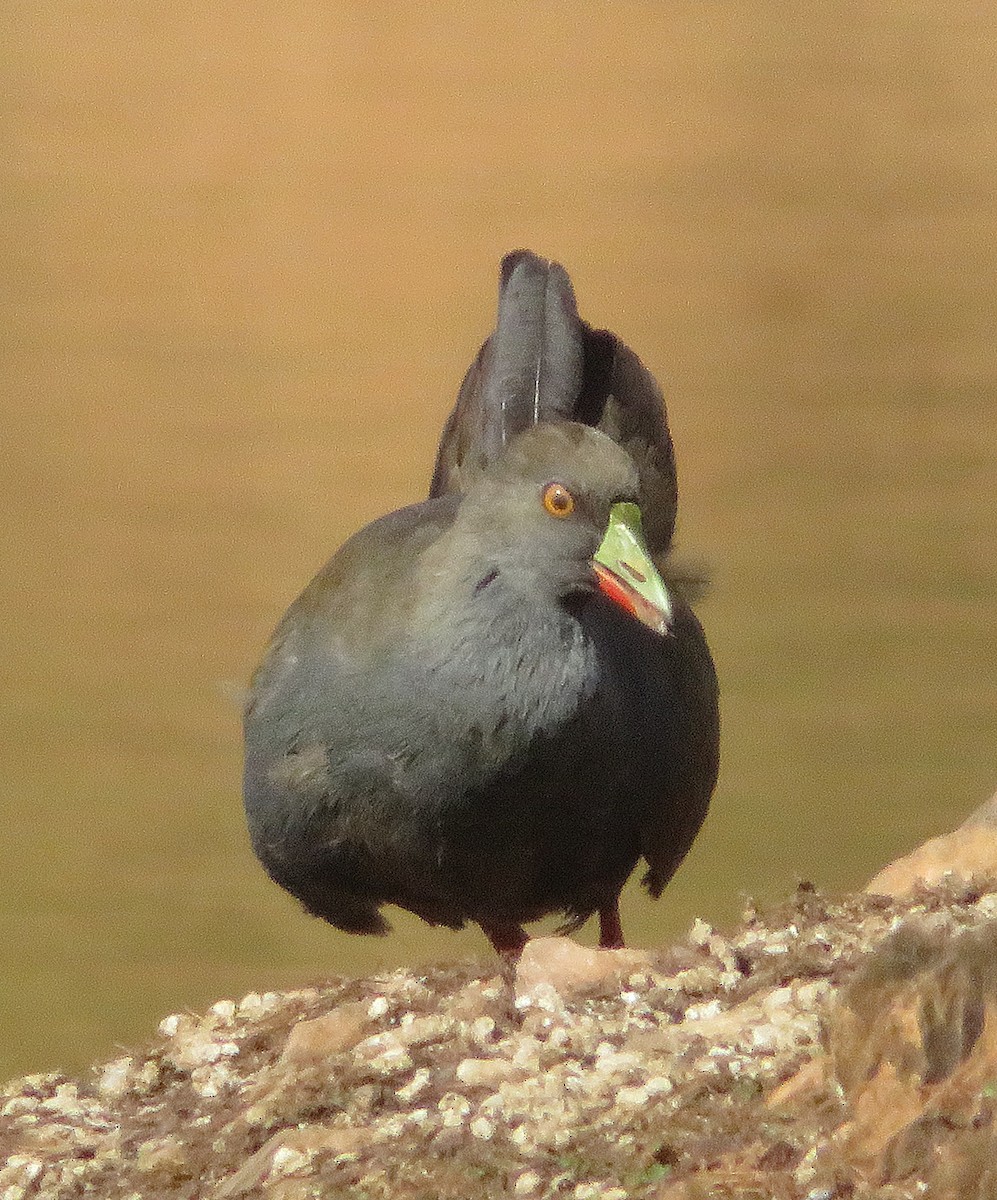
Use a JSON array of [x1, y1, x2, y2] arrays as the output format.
[[408, 534, 598, 734]]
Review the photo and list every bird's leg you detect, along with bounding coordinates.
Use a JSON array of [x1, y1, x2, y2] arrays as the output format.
[[598, 902, 625, 949], [480, 920, 529, 962]]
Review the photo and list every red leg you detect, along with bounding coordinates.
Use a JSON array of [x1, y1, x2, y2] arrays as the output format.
[[598, 902, 625, 949], [479, 920, 529, 962]]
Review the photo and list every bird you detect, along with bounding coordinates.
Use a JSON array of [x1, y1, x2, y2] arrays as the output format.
[[242, 252, 719, 960]]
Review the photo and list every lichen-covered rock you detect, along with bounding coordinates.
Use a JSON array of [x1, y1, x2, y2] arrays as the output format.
[[867, 789, 997, 898], [3, 817, 997, 1198], [514, 937, 653, 1004]]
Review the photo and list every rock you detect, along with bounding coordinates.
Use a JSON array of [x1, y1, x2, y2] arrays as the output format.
[[514, 936, 652, 1003], [827, 920, 997, 1183], [449, 977, 505, 1019], [866, 789, 997, 897], [395, 1013, 453, 1047], [5, 813, 997, 1199], [96, 1056, 133, 1099], [135, 1134, 188, 1179], [216, 1126, 371, 1198], [455, 1057, 527, 1089], [278, 1003, 371, 1068]]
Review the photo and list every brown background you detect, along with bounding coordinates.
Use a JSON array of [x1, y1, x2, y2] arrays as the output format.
[[3, 0, 996, 1080]]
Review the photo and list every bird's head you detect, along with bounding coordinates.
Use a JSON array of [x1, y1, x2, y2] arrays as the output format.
[[456, 422, 673, 634]]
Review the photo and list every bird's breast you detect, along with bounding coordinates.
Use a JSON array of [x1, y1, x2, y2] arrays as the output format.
[[408, 594, 600, 745]]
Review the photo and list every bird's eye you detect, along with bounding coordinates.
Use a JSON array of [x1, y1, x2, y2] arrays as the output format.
[[542, 482, 575, 518]]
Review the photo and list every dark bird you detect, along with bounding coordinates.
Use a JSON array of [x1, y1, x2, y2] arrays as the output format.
[[243, 253, 719, 960]]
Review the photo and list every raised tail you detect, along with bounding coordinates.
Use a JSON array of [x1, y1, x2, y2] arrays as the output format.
[[430, 250, 679, 557]]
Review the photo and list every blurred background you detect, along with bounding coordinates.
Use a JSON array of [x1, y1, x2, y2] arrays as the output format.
[[3, 0, 996, 1082]]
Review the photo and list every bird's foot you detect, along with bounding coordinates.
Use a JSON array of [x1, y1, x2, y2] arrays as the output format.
[[480, 920, 529, 962], [598, 903, 625, 949]]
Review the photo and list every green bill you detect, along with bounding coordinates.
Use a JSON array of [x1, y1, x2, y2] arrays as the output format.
[[592, 502, 673, 635]]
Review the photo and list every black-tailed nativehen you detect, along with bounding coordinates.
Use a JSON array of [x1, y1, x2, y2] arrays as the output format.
[[243, 251, 719, 960]]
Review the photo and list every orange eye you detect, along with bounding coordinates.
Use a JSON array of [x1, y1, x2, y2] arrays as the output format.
[[542, 482, 575, 518]]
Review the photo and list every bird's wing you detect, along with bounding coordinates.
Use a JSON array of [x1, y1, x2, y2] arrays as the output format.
[[635, 601, 720, 895], [246, 496, 459, 724]]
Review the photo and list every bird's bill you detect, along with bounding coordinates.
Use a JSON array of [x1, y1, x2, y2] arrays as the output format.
[[592, 502, 673, 635]]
